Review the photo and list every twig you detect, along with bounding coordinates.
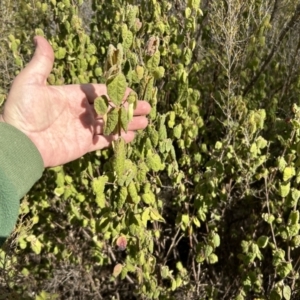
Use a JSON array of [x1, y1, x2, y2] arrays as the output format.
[[243, 3, 300, 96], [107, 246, 135, 285], [164, 227, 182, 264], [264, 177, 277, 249]]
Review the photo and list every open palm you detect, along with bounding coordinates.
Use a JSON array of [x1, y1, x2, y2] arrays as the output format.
[[0, 36, 150, 167]]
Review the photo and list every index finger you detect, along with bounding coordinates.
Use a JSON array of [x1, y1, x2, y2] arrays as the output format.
[[80, 84, 135, 104], [79, 84, 151, 115]]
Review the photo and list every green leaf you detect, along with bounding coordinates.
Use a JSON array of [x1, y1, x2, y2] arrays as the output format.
[[262, 213, 275, 224], [136, 65, 144, 80], [283, 167, 295, 181], [182, 214, 189, 226], [92, 176, 108, 208], [292, 188, 300, 202], [291, 235, 300, 247], [127, 90, 138, 106], [120, 266, 128, 280], [122, 159, 137, 186], [171, 278, 177, 291], [135, 251, 144, 266], [270, 289, 282, 300], [117, 186, 128, 209], [161, 266, 170, 279], [212, 233, 220, 248], [94, 96, 108, 116], [35, 290, 58, 300], [121, 24, 130, 49], [54, 187, 64, 196], [235, 294, 245, 300], [95, 67, 102, 77], [146, 51, 160, 71], [119, 106, 129, 132], [278, 157, 287, 172], [207, 253, 218, 264], [256, 136, 268, 149], [127, 102, 134, 122], [153, 66, 165, 79], [116, 43, 124, 65], [277, 262, 292, 278], [288, 211, 299, 225], [55, 47, 66, 60], [185, 7, 192, 18], [106, 44, 117, 69], [149, 208, 165, 222], [128, 182, 140, 204], [123, 30, 133, 50], [287, 224, 300, 237], [215, 141, 222, 150], [250, 143, 257, 156], [257, 236, 269, 248], [92, 176, 108, 197], [142, 208, 150, 227], [107, 73, 127, 106], [176, 262, 184, 272], [173, 124, 182, 139], [112, 137, 126, 179], [142, 192, 155, 205], [272, 250, 285, 266], [27, 235, 42, 255], [192, 217, 201, 228], [204, 245, 214, 258], [70, 200, 82, 220], [104, 107, 119, 135], [283, 285, 291, 300], [148, 126, 159, 147], [96, 195, 106, 210], [279, 182, 290, 198], [146, 153, 163, 172], [176, 276, 183, 288]]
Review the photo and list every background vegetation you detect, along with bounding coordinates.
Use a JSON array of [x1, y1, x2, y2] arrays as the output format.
[[2, 0, 300, 299]]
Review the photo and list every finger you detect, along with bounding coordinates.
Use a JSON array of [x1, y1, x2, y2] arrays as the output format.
[[94, 116, 149, 134], [92, 100, 151, 119], [14, 36, 54, 86], [71, 84, 151, 116], [80, 85, 133, 104], [128, 115, 149, 130], [124, 100, 151, 116], [90, 131, 136, 151], [94, 119, 104, 134]]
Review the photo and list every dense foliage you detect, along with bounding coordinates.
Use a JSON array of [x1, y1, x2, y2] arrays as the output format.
[[2, 0, 300, 299]]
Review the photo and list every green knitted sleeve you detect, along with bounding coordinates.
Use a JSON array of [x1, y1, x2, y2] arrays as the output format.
[[0, 123, 44, 246]]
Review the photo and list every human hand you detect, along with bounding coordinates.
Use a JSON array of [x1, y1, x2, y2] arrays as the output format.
[[0, 36, 151, 168]]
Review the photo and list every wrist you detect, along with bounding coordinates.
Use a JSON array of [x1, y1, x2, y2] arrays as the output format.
[[0, 114, 46, 167]]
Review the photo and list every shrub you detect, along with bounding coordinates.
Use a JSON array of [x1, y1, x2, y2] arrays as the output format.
[[2, 0, 300, 299]]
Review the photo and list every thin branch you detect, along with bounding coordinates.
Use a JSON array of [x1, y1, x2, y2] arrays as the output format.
[[264, 177, 277, 249], [243, 3, 300, 96]]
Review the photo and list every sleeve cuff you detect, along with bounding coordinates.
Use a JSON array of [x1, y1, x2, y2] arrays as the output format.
[[0, 123, 44, 197], [0, 122, 44, 243]]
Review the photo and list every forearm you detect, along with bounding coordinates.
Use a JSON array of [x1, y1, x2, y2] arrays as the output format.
[[0, 122, 44, 246]]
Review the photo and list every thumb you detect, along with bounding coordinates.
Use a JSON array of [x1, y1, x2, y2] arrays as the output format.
[[16, 36, 54, 85]]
